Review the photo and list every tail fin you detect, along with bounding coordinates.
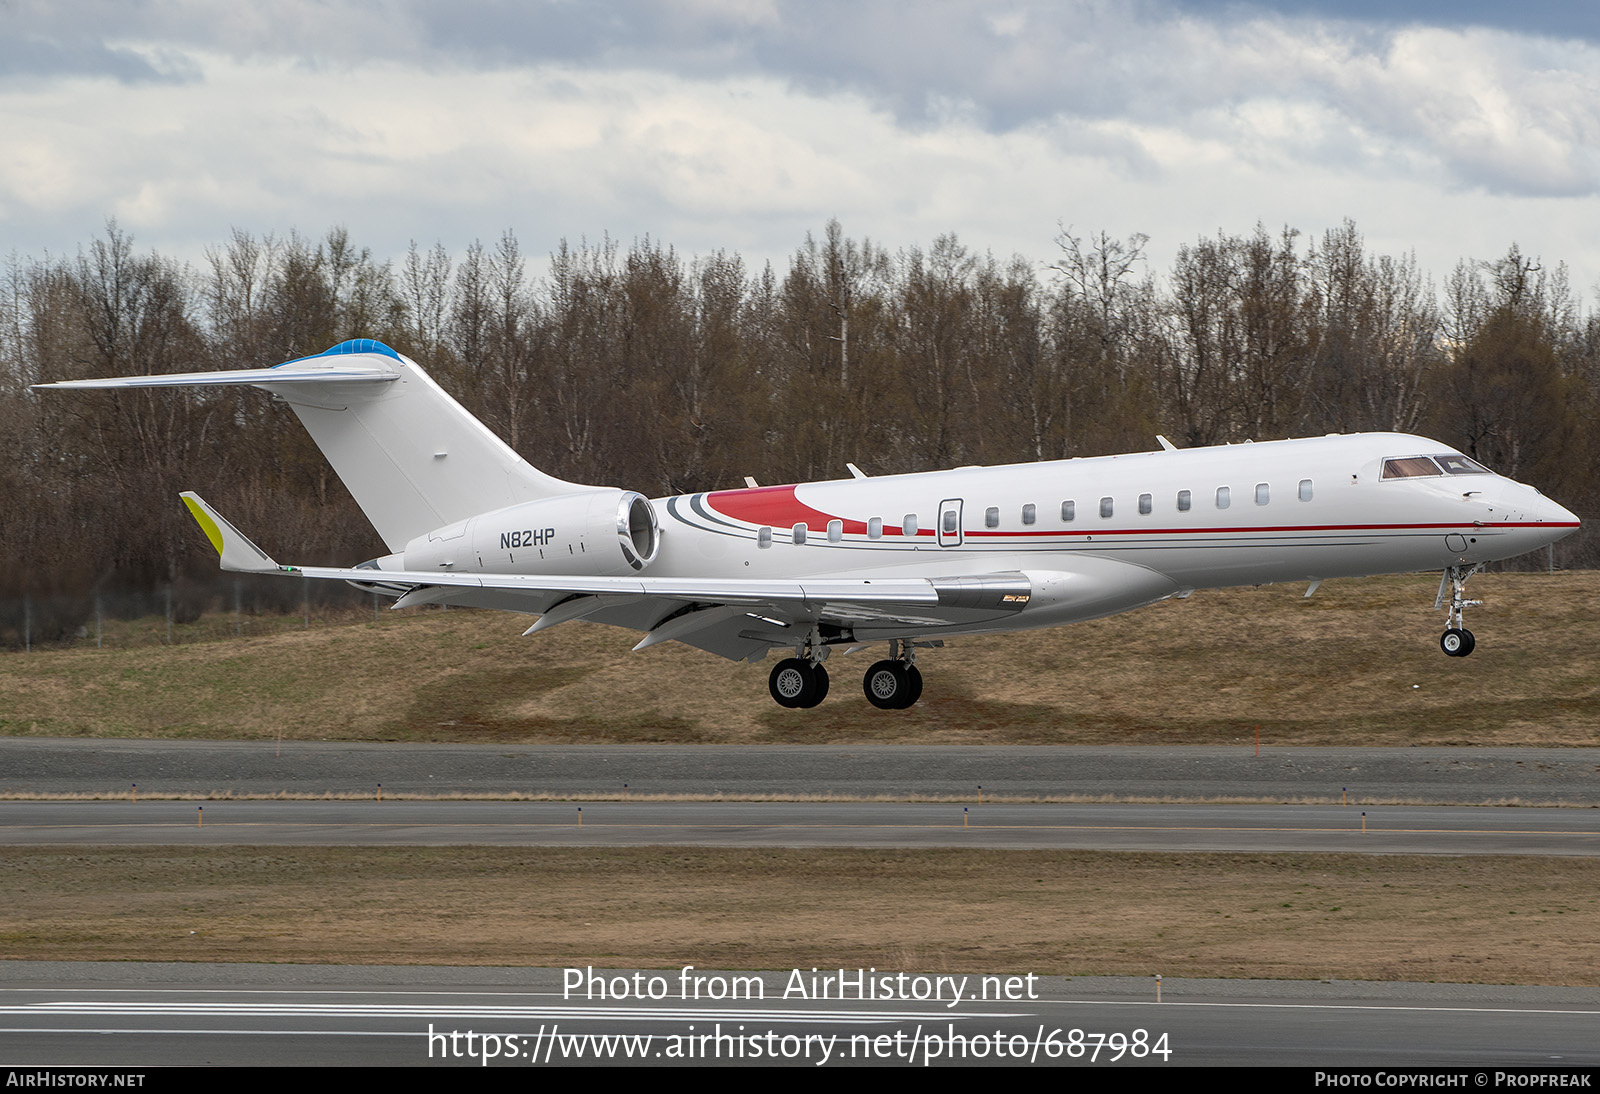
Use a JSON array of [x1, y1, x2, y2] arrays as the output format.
[[37, 340, 588, 550]]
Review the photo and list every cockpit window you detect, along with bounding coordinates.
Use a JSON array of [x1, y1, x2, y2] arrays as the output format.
[[1382, 457, 1442, 479], [1434, 454, 1491, 475]]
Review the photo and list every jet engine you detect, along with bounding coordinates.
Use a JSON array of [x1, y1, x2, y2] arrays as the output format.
[[401, 489, 660, 576]]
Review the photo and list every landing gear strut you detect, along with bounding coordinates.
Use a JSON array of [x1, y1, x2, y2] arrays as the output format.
[[862, 639, 923, 710], [1435, 564, 1483, 657]]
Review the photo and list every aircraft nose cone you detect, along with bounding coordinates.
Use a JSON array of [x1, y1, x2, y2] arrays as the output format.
[[1539, 497, 1581, 539]]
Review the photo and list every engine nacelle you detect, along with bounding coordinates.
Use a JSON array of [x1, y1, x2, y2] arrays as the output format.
[[402, 489, 661, 576]]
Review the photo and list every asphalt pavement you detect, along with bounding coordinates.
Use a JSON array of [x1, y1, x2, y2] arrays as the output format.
[[4, 739, 1598, 804]]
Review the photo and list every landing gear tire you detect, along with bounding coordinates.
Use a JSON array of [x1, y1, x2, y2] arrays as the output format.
[[864, 660, 905, 709], [863, 660, 921, 710], [769, 658, 828, 708], [808, 663, 830, 706], [1440, 628, 1476, 657]]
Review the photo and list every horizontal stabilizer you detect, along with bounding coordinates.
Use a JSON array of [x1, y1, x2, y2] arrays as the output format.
[[179, 492, 280, 573], [34, 363, 397, 390]]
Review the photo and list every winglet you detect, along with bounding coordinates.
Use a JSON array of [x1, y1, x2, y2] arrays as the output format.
[[179, 492, 280, 573]]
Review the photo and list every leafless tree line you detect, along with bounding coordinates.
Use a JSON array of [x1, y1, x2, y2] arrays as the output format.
[[1, 218, 1594, 646]]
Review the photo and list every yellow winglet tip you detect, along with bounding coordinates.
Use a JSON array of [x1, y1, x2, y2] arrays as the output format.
[[178, 491, 277, 572], [180, 492, 225, 557]]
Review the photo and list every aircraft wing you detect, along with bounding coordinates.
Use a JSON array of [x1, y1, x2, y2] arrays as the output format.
[[180, 493, 1031, 661]]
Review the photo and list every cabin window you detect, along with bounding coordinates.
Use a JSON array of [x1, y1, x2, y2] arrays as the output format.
[[1061, 501, 1075, 522], [1099, 496, 1114, 518], [985, 507, 1000, 528], [868, 517, 883, 539], [1382, 456, 1441, 479], [1216, 486, 1231, 509], [757, 526, 772, 549], [1138, 493, 1152, 515], [1298, 479, 1313, 502], [902, 514, 917, 536], [1255, 482, 1270, 505], [1022, 503, 1036, 525], [1177, 489, 1191, 512], [943, 510, 958, 534], [792, 523, 807, 544], [827, 519, 843, 542]]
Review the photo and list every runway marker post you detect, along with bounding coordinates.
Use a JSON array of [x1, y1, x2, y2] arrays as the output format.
[[578, 807, 582, 828], [963, 807, 968, 829], [1362, 811, 1367, 834], [1342, 786, 1347, 807], [377, 783, 382, 802], [1156, 975, 1162, 1003], [131, 783, 136, 804], [977, 785, 983, 805], [197, 806, 202, 828]]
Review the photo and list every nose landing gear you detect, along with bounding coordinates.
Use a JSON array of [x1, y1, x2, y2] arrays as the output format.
[[1436, 564, 1483, 657]]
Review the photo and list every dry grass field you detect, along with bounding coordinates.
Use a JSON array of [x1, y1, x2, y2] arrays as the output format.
[[2, 574, 1594, 985], [2, 847, 1595, 985], [1, 572, 1595, 746]]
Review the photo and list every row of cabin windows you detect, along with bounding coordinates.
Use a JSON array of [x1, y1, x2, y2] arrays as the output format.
[[754, 479, 1315, 546], [762, 514, 922, 547], [1054, 479, 1314, 520]]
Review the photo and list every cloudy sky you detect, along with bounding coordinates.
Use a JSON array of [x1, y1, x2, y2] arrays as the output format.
[[4, 0, 1599, 294]]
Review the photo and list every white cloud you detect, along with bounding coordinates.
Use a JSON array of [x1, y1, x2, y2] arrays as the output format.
[[2, 1, 1599, 297]]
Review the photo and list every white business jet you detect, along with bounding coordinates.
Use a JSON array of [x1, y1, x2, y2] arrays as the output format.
[[38, 339, 1581, 710]]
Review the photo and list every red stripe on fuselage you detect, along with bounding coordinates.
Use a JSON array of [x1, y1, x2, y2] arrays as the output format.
[[960, 521, 1577, 537], [704, 485, 871, 534], [699, 486, 1578, 541]]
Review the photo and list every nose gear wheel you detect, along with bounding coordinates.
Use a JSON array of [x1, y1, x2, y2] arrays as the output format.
[[1434, 564, 1484, 657]]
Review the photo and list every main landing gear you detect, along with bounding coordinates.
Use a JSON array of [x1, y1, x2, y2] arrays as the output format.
[[766, 637, 926, 709], [863, 660, 922, 710], [863, 638, 922, 710], [768, 657, 830, 708], [1436, 563, 1484, 658]]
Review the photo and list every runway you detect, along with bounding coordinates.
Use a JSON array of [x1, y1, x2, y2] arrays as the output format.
[[4, 739, 1599, 804], [1, 800, 1596, 855], [2, 964, 1596, 1068], [5, 741, 1596, 1069]]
